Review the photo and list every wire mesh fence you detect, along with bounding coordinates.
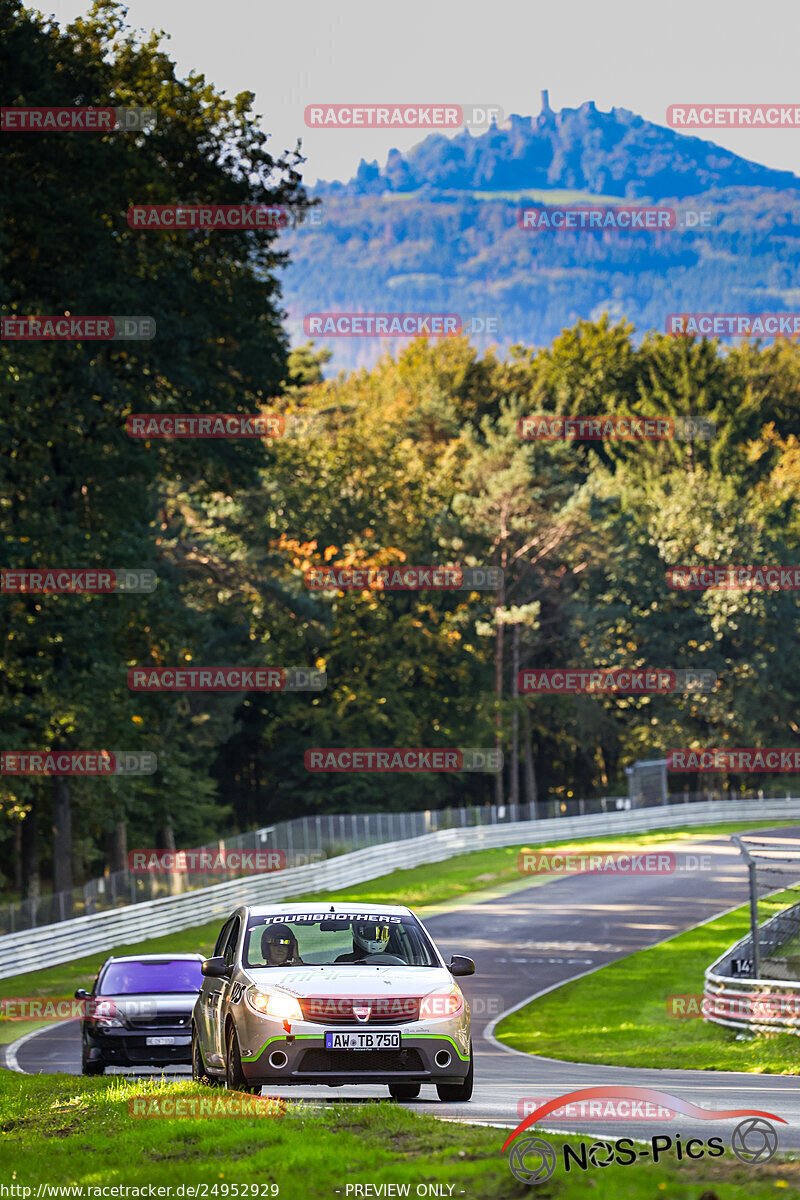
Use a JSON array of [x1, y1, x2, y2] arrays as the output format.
[[0, 802, 533, 934], [728, 834, 800, 982], [1, 787, 781, 935]]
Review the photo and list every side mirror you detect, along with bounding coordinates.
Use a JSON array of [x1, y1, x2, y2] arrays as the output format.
[[201, 956, 232, 979], [74, 988, 89, 999], [448, 955, 475, 977]]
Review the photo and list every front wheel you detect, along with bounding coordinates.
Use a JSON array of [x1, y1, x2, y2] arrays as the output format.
[[225, 1023, 259, 1094], [436, 1043, 473, 1102], [388, 1082, 421, 1100], [81, 1036, 104, 1076]]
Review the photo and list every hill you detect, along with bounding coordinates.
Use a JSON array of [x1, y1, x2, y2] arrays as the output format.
[[279, 97, 800, 373]]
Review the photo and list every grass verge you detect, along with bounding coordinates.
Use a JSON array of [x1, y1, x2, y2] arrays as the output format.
[[0, 1072, 797, 1196], [495, 891, 800, 1074]]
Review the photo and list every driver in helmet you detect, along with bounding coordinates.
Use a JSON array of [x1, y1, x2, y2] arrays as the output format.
[[335, 920, 393, 963], [260, 922, 304, 966]]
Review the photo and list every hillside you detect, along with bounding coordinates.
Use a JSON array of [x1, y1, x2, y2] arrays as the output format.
[[279, 98, 800, 374]]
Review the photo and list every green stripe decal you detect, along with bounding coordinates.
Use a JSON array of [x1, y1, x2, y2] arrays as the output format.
[[243, 1032, 470, 1063]]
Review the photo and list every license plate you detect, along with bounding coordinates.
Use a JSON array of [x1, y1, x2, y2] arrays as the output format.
[[146, 1036, 175, 1046], [325, 1031, 401, 1050]]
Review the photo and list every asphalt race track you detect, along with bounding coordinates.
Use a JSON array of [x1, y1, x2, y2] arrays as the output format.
[[7, 826, 800, 1151]]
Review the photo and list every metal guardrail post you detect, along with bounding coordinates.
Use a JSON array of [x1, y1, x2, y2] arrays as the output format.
[[732, 835, 760, 980]]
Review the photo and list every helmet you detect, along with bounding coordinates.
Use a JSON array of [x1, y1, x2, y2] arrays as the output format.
[[352, 921, 391, 956], [261, 922, 298, 965]]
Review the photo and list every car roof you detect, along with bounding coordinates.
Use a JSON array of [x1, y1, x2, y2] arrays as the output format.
[[243, 902, 414, 918], [102, 954, 205, 963]]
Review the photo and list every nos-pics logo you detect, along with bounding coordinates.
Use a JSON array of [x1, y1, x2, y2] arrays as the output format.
[[503, 1087, 783, 1184]]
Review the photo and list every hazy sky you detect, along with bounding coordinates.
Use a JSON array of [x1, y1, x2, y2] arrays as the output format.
[[42, 0, 800, 186]]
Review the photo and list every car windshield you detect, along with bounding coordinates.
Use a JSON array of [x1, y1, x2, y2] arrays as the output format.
[[98, 960, 203, 995], [243, 912, 439, 968]]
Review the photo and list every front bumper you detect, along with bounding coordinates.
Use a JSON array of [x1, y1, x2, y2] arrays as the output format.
[[83, 1025, 193, 1066], [238, 1028, 471, 1086]]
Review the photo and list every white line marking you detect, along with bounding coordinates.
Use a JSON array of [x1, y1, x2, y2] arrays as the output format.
[[4, 1019, 71, 1073]]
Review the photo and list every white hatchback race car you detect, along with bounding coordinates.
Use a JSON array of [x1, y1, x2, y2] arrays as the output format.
[[192, 902, 474, 1101]]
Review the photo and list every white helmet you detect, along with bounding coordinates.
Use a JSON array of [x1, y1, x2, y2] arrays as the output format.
[[352, 921, 391, 956]]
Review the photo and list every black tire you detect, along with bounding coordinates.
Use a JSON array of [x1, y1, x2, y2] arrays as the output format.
[[225, 1022, 259, 1094], [81, 1034, 104, 1076], [192, 1026, 222, 1087], [388, 1083, 421, 1100], [436, 1043, 473, 1102]]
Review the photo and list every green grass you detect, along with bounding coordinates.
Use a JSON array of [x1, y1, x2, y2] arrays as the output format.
[[495, 891, 800, 1074], [0, 1072, 796, 1196]]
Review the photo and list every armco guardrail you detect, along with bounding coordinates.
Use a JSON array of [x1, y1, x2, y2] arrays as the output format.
[[0, 801, 539, 934], [5, 789, 771, 934], [704, 899, 800, 1034], [3, 798, 799, 981]]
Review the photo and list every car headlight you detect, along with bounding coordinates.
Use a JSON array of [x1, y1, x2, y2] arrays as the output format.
[[90, 1000, 125, 1028], [420, 985, 464, 1020], [246, 987, 303, 1022]]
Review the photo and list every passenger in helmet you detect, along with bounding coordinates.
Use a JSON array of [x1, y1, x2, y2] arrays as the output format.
[[260, 922, 304, 966], [334, 920, 392, 963]]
